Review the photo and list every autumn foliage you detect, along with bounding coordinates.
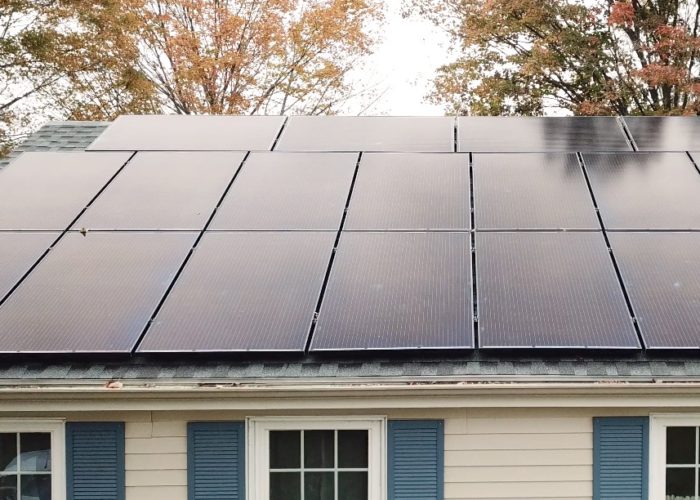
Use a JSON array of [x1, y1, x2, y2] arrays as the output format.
[[407, 0, 700, 116]]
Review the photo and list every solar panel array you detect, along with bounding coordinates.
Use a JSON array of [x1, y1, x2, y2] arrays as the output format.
[[0, 115, 699, 354]]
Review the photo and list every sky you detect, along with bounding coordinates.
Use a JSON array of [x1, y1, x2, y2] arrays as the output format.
[[346, 0, 452, 116]]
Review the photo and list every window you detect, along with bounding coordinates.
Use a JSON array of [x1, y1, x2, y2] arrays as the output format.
[[651, 415, 700, 500], [0, 421, 64, 500], [248, 417, 385, 500]]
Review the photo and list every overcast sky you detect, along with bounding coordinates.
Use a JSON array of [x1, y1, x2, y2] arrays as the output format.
[[346, 0, 451, 116]]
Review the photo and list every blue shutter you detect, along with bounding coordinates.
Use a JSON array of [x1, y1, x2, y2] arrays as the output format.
[[66, 422, 125, 500], [388, 420, 444, 500], [188, 422, 245, 500], [594, 417, 649, 500]]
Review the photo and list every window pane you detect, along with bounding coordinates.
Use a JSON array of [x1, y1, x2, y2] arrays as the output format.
[[304, 472, 333, 500], [19, 434, 51, 472], [667, 427, 696, 464], [270, 431, 300, 469], [339, 471, 368, 500], [338, 431, 368, 468], [666, 467, 695, 498], [270, 472, 300, 500], [0, 434, 17, 472], [304, 431, 334, 468], [0, 475, 17, 500], [20, 475, 51, 500]]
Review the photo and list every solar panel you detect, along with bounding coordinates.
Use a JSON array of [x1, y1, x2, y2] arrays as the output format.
[[457, 117, 631, 152], [624, 116, 700, 151], [473, 153, 599, 230], [139, 231, 335, 352], [0, 233, 57, 300], [75, 152, 244, 230], [274, 116, 455, 152], [87, 115, 285, 151], [0, 231, 196, 353], [608, 232, 700, 349], [311, 232, 473, 350], [344, 153, 470, 230], [210, 152, 356, 230], [477, 232, 638, 348], [583, 153, 700, 230], [0, 152, 130, 230]]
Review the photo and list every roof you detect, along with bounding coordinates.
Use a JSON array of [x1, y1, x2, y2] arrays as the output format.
[[0, 115, 699, 385]]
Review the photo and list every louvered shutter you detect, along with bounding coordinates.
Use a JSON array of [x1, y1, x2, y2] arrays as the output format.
[[593, 417, 649, 500], [187, 422, 245, 500], [66, 422, 125, 500], [388, 420, 444, 500]]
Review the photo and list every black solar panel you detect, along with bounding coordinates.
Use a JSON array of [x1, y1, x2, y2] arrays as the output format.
[[274, 116, 455, 152], [457, 117, 631, 152], [0, 232, 196, 353], [583, 153, 700, 230], [139, 231, 335, 352], [344, 153, 470, 230], [477, 232, 638, 348], [210, 153, 356, 230], [0, 233, 57, 300], [608, 232, 700, 349], [75, 152, 244, 230], [473, 153, 599, 230], [624, 117, 700, 151], [0, 152, 130, 230], [87, 115, 285, 151], [311, 232, 473, 350]]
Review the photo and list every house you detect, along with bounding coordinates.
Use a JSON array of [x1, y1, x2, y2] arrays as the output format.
[[0, 114, 699, 500]]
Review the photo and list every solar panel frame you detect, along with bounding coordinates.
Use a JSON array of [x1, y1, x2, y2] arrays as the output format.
[[87, 114, 286, 151], [310, 231, 474, 351], [74, 151, 245, 230], [0, 152, 131, 230], [476, 231, 639, 349], [608, 232, 700, 349], [582, 152, 700, 230], [473, 153, 600, 230], [0, 232, 58, 302], [0, 231, 197, 353], [138, 231, 336, 352], [457, 117, 632, 152], [623, 116, 700, 151], [209, 152, 357, 231], [343, 153, 470, 231], [274, 116, 455, 152]]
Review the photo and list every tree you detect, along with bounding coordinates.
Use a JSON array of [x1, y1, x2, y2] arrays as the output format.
[[138, 0, 381, 115], [407, 0, 700, 115]]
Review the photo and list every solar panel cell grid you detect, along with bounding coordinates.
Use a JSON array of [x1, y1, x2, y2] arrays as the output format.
[[623, 117, 700, 151], [473, 153, 599, 230], [344, 153, 470, 230], [0, 232, 58, 301], [476, 232, 639, 349]]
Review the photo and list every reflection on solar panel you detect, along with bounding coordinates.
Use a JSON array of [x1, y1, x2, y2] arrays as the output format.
[[311, 232, 473, 350], [473, 153, 598, 230], [0, 232, 196, 353], [87, 115, 285, 151], [210, 152, 356, 230], [457, 117, 631, 152], [608, 232, 700, 349], [0, 233, 57, 300], [75, 152, 244, 230], [624, 117, 700, 151], [274, 116, 455, 152], [583, 153, 700, 230], [0, 152, 130, 230], [139, 232, 335, 352], [344, 153, 469, 230], [477, 232, 638, 348]]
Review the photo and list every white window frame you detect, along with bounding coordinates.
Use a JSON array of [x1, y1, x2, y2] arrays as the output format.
[[246, 416, 386, 500], [650, 413, 700, 500], [0, 419, 66, 500]]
